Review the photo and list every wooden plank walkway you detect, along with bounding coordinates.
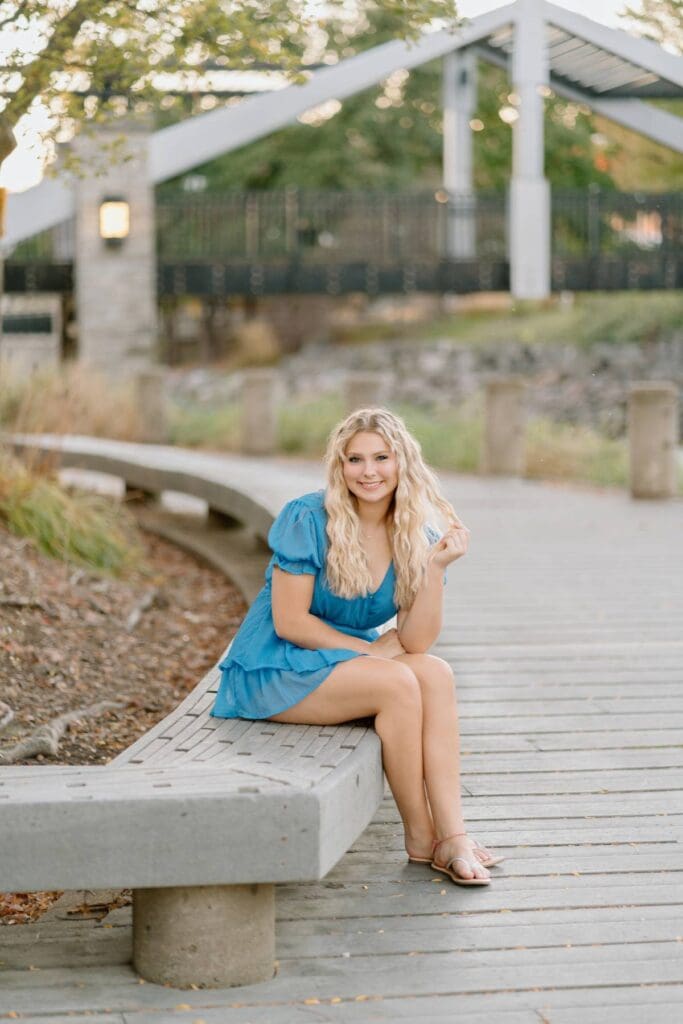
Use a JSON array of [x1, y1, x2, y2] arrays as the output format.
[[2, 456, 682, 1022]]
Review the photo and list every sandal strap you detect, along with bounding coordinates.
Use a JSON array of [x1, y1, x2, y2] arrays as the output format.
[[432, 831, 468, 854]]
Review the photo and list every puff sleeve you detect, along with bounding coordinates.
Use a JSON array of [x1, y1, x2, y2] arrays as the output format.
[[424, 523, 448, 584], [268, 499, 323, 576]]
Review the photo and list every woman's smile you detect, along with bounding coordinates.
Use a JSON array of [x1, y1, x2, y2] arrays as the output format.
[[342, 431, 399, 503]]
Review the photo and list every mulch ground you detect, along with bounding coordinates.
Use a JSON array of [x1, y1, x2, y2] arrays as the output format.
[[0, 517, 248, 924]]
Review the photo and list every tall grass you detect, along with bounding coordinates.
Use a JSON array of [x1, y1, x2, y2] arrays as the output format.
[[0, 364, 143, 439], [525, 418, 629, 488], [278, 395, 345, 454], [0, 448, 144, 574], [168, 402, 240, 448]]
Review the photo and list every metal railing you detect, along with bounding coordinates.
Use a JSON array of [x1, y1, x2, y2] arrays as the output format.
[[6, 188, 682, 292], [155, 188, 507, 263]]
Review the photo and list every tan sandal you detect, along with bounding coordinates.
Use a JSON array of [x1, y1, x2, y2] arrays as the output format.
[[407, 852, 433, 865], [431, 832, 491, 887], [471, 838, 505, 868], [408, 835, 503, 869]]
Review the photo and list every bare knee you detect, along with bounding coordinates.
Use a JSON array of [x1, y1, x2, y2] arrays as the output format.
[[407, 654, 456, 702], [371, 658, 422, 716]]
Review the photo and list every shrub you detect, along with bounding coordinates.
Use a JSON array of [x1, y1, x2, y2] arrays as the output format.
[[0, 448, 144, 574]]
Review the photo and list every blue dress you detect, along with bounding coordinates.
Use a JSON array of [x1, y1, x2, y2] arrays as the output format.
[[210, 489, 442, 721]]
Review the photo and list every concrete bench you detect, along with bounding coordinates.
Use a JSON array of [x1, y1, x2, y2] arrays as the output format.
[[0, 435, 385, 989]]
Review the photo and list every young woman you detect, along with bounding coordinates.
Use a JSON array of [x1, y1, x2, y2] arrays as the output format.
[[211, 408, 502, 885]]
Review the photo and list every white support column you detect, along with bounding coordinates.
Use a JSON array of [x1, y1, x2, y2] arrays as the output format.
[[73, 123, 158, 377], [442, 49, 477, 259], [510, 0, 551, 300]]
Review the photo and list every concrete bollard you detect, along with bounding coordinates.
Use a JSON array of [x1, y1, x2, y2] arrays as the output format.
[[345, 372, 386, 414], [481, 377, 527, 476], [628, 382, 679, 499], [240, 368, 278, 455], [136, 368, 168, 444], [133, 883, 275, 989]]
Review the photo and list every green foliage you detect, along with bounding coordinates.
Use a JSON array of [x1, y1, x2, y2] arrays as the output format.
[[623, 0, 683, 51], [602, 1, 683, 188], [473, 65, 615, 191], [0, 448, 143, 574], [525, 418, 629, 488], [168, 402, 240, 448], [335, 291, 683, 349], [394, 400, 483, 473], [278, 395, 345, 454]]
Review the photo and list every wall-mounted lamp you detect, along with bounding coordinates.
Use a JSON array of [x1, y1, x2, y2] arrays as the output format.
[[99, 196, 130, 247]]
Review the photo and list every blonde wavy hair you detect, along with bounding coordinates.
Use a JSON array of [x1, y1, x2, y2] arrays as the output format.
[[323, 408, 461, 609]]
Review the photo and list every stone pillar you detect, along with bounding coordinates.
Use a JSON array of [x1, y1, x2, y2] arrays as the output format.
[[136, 368, 168, 444], [628, 382, 679, 499], [510, 0, 551, 300], [133, 883, 275, 989], [345, 371, 385, 414], [240, 368, 278, 455], [442, 49, 477, 259], [481, 377, 527, 475], [73, 123, 157, 377]]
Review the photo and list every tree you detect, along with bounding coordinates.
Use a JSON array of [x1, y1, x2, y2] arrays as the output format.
[[622, 0, 683, 51], [595, 0, 683, 189], [0, 0, 457, 170]]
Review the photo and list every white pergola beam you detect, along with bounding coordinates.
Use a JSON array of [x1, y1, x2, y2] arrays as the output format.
[[148, 4, 517, 183], [510, 0, 551, 299], [443, 49, 477, 258], [3, 178, 75, 252]]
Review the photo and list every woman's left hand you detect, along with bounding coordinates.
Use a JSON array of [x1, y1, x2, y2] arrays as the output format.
[[428, 523, 470, 570]]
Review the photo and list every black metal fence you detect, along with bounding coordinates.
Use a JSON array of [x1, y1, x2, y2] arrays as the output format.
[[551, 189, 682, 290], [6, 188, 682, 294], [155, 189, 508, 264]]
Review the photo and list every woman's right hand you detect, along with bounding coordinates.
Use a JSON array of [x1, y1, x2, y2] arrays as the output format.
[[369, 628, 406, 659]]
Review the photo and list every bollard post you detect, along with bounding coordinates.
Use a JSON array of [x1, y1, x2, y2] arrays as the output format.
[[136, 368, 168, 444], [628, 382, 679, 499], [241, 368, 278, 455], [481, 377, 527, 475], [345, 372, 385, 414]]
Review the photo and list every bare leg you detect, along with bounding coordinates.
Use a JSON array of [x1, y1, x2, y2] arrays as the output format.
[[394, 653, 491, 881], [269, 656, 433, 846]]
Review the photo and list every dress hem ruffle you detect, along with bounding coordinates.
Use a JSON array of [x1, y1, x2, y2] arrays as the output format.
[[210, 649, 367, 721]]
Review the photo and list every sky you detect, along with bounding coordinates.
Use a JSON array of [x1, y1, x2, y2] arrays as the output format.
[[0, 0, 631, 193]]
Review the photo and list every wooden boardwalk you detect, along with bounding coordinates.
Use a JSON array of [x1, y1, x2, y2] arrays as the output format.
[[2, 458, 683, 1022]]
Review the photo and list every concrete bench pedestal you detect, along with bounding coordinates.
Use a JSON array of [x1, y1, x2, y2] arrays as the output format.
[[133, 883, 275, 988]]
